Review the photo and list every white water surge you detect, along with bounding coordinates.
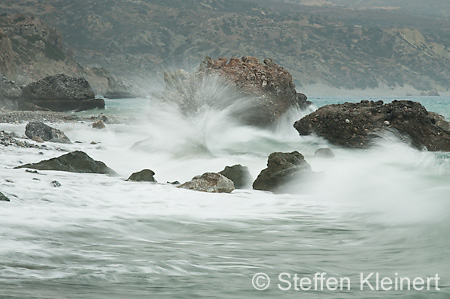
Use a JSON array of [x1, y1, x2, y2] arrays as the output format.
[[0, 88, 449, 298]]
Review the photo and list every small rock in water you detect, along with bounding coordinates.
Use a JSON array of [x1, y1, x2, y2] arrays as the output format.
[[51, 180, 61, 187], [314, 148, 335, 158], [25, 122, 71, 144], [179, 172, 234, 193], [167, 181, 180, 185], [15, 150, 116, 175], [25, 169, 39, 174], [127, 169, 156, 182], [253, 151, 314, 193], [0, 192, 10, 202], [92, 120, 106, 129], [219, 164, 252, 189]]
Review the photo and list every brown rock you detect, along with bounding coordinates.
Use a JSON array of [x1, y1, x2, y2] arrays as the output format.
[[92, 120, 105, 129]]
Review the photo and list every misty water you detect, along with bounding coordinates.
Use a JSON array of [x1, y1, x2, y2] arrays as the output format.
[[1, 91, 450, 298]]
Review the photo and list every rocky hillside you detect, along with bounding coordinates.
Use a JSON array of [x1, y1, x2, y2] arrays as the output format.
[[2, 0, 450, 93], [0, 14, 123, 95]]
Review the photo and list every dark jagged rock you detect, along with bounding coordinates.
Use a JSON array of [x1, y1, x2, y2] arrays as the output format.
[[179, 172, 234, 193], [19, 74, 105, 112], [127, 169, 156, 182], [164, 56, 310, 126], [25, 121, 71, 143], [219, 164, 252, 189], [294, 100, 450, 151], [315, 148, 335, 158], [0, 192, 10, 202], [253, 151, 313, 192], [15, 150, 116, 175]]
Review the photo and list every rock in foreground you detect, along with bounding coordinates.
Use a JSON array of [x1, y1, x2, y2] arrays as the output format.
[[253, 151, 313, 193], [294, 100, 450, 151], [25, 121, 71, 143], [19, 74, 105, 112], [127, 169, 156, 182], [179, 172, 234, 193], [219, 164, 252, 189], [15, 150, 116, 175]]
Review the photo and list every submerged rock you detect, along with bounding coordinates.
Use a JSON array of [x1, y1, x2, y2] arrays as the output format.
[[0, 192, 10, 202], [19, 74, 105, 112], [253, 151, 313, 193], [179, 172, 234, 193], [51, 180, 61, 187], [15, 150, 116, 175], [164, 56, 310, 126], [92, 120, 106, 129], [314, 148, 335, 158], [219, 164, 252, 189], [25, 121, 71, 143], [127, 169, 156, 182], [294, 100, 450, 151]]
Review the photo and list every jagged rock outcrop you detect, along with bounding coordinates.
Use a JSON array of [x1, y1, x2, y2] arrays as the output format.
[[19, 74, 105, 111], [179, 172, 235, 193], [219, 164, 252, 189], [127, 169, 156, 182], [15, 150, 116, 175], [253, 151, 314, 193], [294, 100, 450, 151], [0, 76, 21, 109], [104, 75, 138, 99], [164, 56, 310, 126], [25, 121, 71, 143]]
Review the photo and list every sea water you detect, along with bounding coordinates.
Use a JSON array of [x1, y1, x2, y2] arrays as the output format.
[[0, 93, 449, 298]]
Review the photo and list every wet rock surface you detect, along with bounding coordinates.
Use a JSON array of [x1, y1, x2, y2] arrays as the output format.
[[219, 164, 252, 189], [314, 148, 335, 158], [127, 169, 156, 182], [179, 172, 235, 193], [294, 100, 450, 151], [253, 151, 313, 193], [15, 150, 116, 175], [19, 74, 105, 112], [25, 121, 71, 143], [164, 56, 310, 126]]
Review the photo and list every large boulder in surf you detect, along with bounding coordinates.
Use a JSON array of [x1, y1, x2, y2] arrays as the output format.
[[179, 172, 235, 193], [294, 100, 450, 151], [253, 151, 314, 193], [219, 164, 252, 189], [164, 56, 310, 126], [19, 74, 105, 112], [25, 121, 71, 143], [15, 150, 116, 175]]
